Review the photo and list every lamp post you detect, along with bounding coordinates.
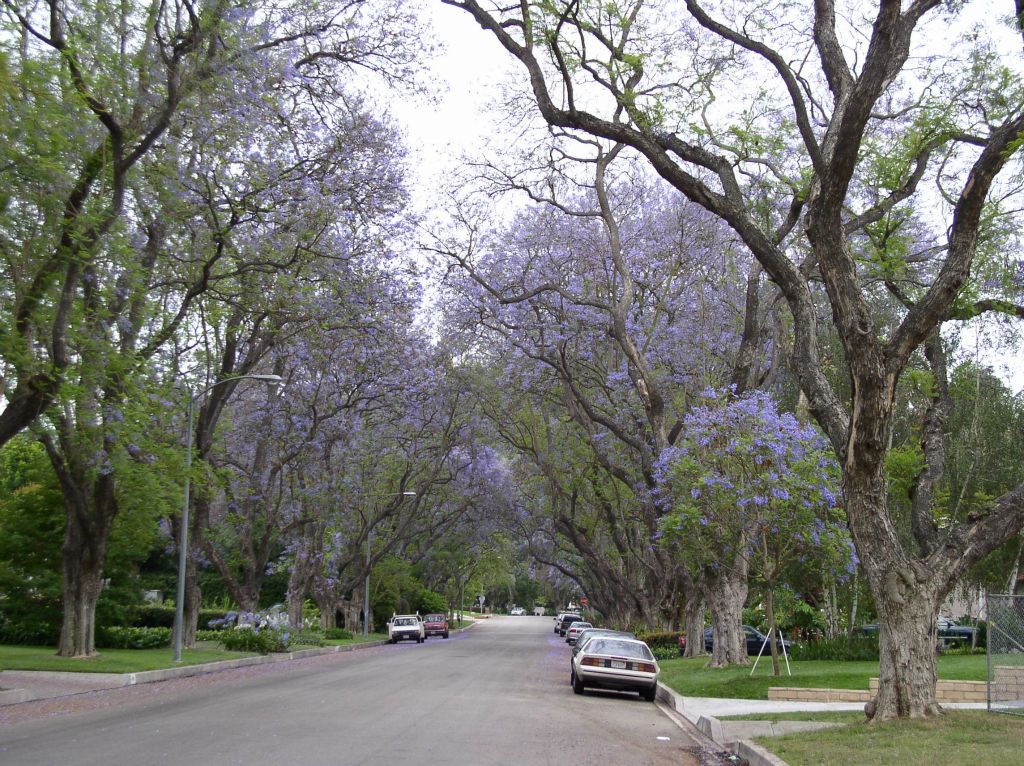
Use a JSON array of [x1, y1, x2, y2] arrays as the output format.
[[173, 373, 282, 662], [363, 491, 416, 637]]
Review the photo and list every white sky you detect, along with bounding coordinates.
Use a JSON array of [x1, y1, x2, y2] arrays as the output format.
[[391, 0, 1024, 393]]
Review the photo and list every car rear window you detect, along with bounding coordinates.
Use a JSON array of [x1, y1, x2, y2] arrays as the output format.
[[585, 639, 654, 660], [394, 618, 416, 626]]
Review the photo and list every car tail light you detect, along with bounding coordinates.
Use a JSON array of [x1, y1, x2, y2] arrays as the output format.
[[581, 657, 601, 667], [635, 662, 656, 673]]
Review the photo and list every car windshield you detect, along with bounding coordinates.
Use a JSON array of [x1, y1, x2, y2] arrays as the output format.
[[425, 615, 444, 621], [584, 639, 654, 660], [571, 623, 591, 631], [394, 618, 416, 626]]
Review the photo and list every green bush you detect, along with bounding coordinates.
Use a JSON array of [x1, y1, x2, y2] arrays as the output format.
[[651, 646, 678, 662], [195, 629, 226, 642], [290, 630, 324, 647], [0, 614, 60, 646], [636, 630, 680, 651], [97, 626, 172, 649], [128, 605, 232, 629], [791, 635, 879, 661], [323, 628, 353, 640], [218, 625, 290, 654]]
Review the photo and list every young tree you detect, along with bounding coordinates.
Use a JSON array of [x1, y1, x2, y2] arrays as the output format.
[[443, 0, 1024, 719], [657, 389, 849, 670]]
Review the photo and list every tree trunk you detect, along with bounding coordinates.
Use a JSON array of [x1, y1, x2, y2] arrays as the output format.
[[705, 561, 749, 667], [683, 593, 706, 658], [847, 461, 945, 721], [182, 559, 201, 647], [764, 582, 780, 676], [868, 568, 943, 720], [57, 497, 115, 657]]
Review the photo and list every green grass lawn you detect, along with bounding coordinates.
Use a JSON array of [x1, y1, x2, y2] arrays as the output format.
[[0, 632, 398, 674], [761, 711, 1024, 766], [0, 644, 258, 673], [658, 654, 987, 700]]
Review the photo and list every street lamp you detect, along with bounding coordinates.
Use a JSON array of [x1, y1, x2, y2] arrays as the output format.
[[173, 373, 283, 662], [363, 491, 416, 637]]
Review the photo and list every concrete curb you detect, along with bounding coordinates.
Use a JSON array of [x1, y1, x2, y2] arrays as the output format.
[[656, 683, 795, 766]]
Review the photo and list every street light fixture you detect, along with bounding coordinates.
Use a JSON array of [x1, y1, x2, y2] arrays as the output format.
[[173, 373, 283, 662], [363, 491, 416, 637]]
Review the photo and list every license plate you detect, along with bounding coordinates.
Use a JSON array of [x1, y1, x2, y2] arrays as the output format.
[[611, 660, 627, 669]]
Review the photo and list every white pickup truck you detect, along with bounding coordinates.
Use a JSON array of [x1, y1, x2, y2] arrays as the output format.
[[387, 614, 425, 644]]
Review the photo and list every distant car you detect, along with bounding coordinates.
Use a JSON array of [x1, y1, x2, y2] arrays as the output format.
[[510, 607, 525, 616], [573, 629, 637, 660], [571, 637, 659, 701], [558, 613, 583, 637], [554, 612, 580, 634], [565, 621, 593, 645], [679, 625, 792, 656], [423, 613, 449, 639], [388, 614, 425, 644]]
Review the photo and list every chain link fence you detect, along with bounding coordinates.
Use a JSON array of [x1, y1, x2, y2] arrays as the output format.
[[987, 593, 1024, 716]]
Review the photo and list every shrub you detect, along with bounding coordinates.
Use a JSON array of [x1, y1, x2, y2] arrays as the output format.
[[128, 605, 232, 629], [219, 624, 290, 654], [195, 629, 226, 642], [324, 628, 353, 640], [636, 631, 680, 651], [791, 635, 879, 661], [290, 630, 324, 647], [97, 626, 172, 650], [651, 646, 679, 662], [0, 615, 60, 646]]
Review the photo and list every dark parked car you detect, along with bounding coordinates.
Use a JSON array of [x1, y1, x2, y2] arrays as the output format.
[[859, 619, 980, 649], [679, 625, 792, 656], [558, 613, 583, 637]]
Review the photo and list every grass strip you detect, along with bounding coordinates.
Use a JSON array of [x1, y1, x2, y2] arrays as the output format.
[[658, 655, 987, 699], [760, 711, 1024, 766]]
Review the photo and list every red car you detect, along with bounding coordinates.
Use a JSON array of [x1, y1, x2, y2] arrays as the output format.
[[423, 613, 450, 639]]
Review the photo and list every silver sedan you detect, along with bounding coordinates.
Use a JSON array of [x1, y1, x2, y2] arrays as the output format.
[[570, 637, 660, 702]]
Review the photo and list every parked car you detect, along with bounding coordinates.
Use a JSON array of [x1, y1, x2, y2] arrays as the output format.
[[679, 625, 792, 656], [571, 637, 659, 701], [558, 613, 583, 636], [423, 613, 449, 639], [573, 629, 636, 660], [387, 614, 425, 644], [554, 612, 580, 633], [936, 617, 979, 649], [565, 621, 593, 645], [859, 619, 980, 649], [510, 607, 525, 616]]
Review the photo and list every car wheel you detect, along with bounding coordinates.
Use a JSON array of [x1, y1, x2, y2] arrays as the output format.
[[642, 685, 657, 702], [571, 671, 585, 695], [443, 632, 449, 639], [389, 638, 396, 644]]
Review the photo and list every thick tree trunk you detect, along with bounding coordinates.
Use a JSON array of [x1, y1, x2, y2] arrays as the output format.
[[57, 497, 114, 657], [846, 453, 945, 720], [705, 561, 749, 667], [869, 569, 943, 720], [683, 593, 707, 658]]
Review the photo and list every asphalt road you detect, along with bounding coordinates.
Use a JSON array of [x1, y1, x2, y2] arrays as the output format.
[[0, 616, 703, 766]]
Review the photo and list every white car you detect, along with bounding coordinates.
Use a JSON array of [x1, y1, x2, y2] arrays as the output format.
[[387, 614, 425, 644], [510, 607, 525, 616], [571, 637, 659, 701], [565, 621, 593, 645]]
